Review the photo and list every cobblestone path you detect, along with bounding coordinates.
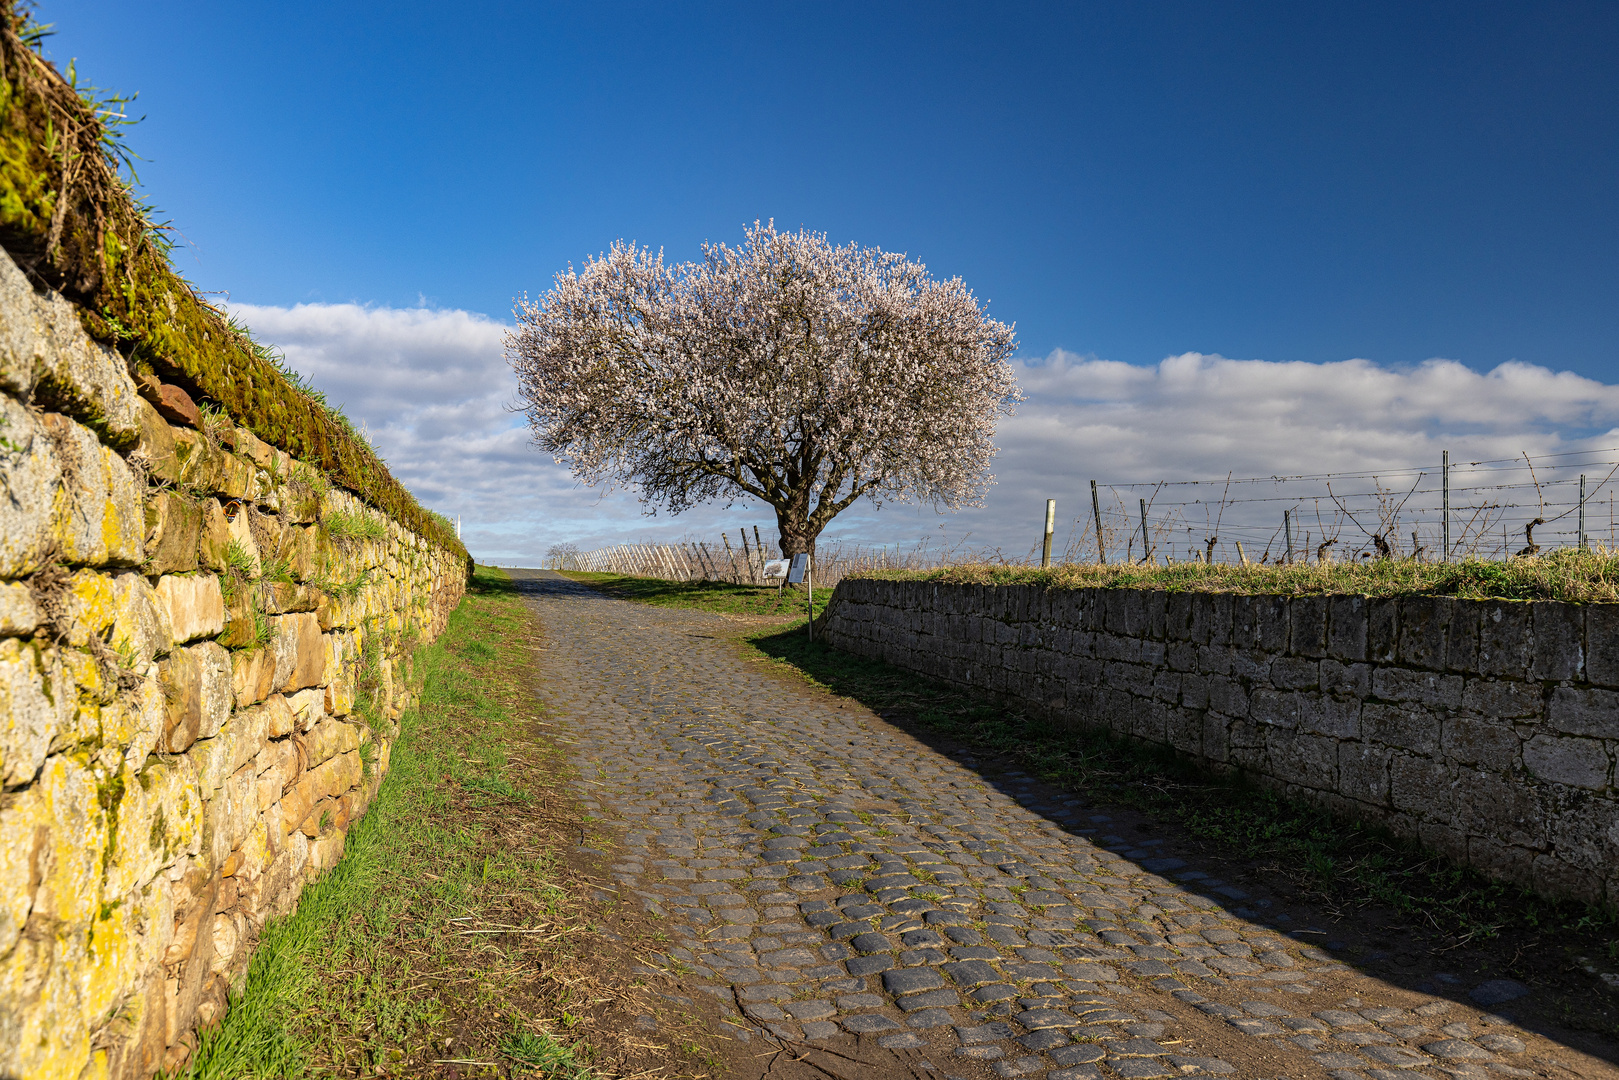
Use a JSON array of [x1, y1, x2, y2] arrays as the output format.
[[508, 570, 1610, 1080]]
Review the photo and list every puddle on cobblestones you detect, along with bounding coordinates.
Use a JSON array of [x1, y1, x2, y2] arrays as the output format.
[[507, 569, 1618, 1080]]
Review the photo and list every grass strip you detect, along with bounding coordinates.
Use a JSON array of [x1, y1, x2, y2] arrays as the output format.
[[178, 567, 601, 1079], [867, 547, 1619, 603]]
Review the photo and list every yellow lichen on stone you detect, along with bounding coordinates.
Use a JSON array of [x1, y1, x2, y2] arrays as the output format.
[[0, 636, 72, 785]]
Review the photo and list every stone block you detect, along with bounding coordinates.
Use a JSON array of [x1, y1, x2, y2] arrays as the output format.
[[1338, 745, 1390, 806], [101, 669, 165, 773], [1249, 688, 1299, 729], [1543, 795, 1617, 875], [158, 641, 233, 753], [110, 571, 171, 664], [1522, 735, 1609, 790], [42, 412, 144, 568], [196, 499, 233, 574], [1456, 771, 1545, 851], [1531, 603, 1584, 682], [1291, 596, 1328, 658], [143, 495, 202, 579], [1445, 600, 1482, 672], [1532, 852, 1603, 903], [1266, 729, 1337, 790], [0, 248, 142, 447], [286, 686, 327, 732], [263, 693, 296, 738], [1165, 706, 1201, 755], [1416, 818, 1469, 863], [58, 567, 117, 649], [1141, 589, 1167, 639], [305, 716, 362, 769], [0, 395, 61, 578], [231, 647, 278, 712], [1440, 715, 1520, 771], [0, 581, 39, 638], [1365, 702, 1440, 754], [1320, 659, 1370, 698], [1397, 597, 1451, 671], [1325, 595, 1366, 661], [1460, 677, 1544, 720], [1477, 603, 1532, 680], [1372, 666, 1462, 708], [156, 573, 226, 646], [1206, 675, 1249, 718], [0, 637, 72, 785], [189, 707, 268, 807], [1195, 642, 1234, 676], [1467, 835, 1534, 883], [1201, 711, 1230, 763], [142, 379, 200, 429], [1190, 593, 1232, 647], [267, 613, 324, 693], [1389, 754, 1454, 820], [1298, 693, 1360, 739], [1547, 686, 1619, 738], [1587, 605, 1619, 688], [1365, 598, 1398, 662], [1270, 656, 1319, 690], [1179, 672, 1208, 709], [1165, 592, 1194, 641]]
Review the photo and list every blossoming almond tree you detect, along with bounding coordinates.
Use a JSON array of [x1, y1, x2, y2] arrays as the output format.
[[506, 222, 1022, 557]]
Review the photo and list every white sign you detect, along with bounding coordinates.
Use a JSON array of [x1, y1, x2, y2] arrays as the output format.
[[763, 559, 789, 580]]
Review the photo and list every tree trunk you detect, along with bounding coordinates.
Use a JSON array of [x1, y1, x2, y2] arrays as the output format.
[[775, 507, 820, 558]]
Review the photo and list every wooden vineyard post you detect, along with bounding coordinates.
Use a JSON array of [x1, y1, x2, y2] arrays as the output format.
[[1138, 498, 1150, 565], [1091, 480, 1106, 565]]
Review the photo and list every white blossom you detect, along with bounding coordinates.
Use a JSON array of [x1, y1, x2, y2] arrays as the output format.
[[506, 221, 1022, 555]]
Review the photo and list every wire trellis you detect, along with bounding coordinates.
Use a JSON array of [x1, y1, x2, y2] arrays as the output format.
[[1061, 448, 1619, 567]]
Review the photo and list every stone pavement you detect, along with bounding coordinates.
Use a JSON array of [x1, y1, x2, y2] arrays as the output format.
[[507, 570, 1613, 1080]]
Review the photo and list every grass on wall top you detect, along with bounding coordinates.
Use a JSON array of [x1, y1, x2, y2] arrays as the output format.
[[0, 4, 466, 561], [858, 547, 1619, 604]]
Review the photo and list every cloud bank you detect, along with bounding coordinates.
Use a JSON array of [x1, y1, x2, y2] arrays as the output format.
[[228, 302, 1619, 564]]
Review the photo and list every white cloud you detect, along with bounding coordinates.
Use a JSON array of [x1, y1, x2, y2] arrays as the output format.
[[985, 351, 1619, 562], [226, 302, 1619, 566], [228, 301, 783, 563]]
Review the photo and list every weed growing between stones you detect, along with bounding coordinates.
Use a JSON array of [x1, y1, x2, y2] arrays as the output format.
[[323, 509, 389, 543], [174, 567, 721, 1079]]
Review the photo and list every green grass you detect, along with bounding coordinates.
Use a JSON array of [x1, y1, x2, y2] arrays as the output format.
[[175, 566, 591, 1079], [323, 508, 388, 542], [560, 571, 829, 619], [742, 622, 1619, 960], [873, 546, 1619, 603]]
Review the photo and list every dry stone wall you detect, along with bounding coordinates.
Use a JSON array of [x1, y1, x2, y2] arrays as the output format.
[[822, 577, 1619, 907], [0, 249, 466, 1079]]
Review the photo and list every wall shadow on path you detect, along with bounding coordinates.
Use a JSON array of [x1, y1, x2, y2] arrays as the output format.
[[745, 621, 1619, 1063]]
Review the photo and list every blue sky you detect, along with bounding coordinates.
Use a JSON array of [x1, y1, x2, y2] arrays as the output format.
[[47, 2, 1619, 562]]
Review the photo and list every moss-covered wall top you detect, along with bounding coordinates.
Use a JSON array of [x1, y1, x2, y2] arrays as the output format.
[[0, 5, 467, 561]]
